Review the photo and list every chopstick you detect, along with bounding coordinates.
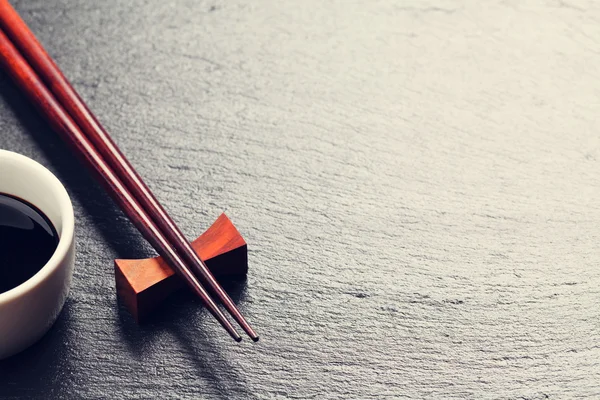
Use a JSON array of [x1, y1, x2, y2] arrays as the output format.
[[0, 0, 258, 342], [0, 19, 245, 342]]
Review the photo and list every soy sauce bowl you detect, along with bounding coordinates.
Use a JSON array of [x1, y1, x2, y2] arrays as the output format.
[[0, 150, 75, 360]]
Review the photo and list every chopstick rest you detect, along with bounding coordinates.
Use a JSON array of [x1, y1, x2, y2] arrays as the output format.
[[115, 214, 248, 322]]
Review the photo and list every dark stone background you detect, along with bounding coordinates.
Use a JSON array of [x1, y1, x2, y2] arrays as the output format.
[[1, 0, 599, 398]]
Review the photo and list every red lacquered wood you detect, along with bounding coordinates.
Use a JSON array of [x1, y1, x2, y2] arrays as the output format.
[[0, 0, 258, 342], [0, 26, 242, 342], [115, 213, 248, 322]]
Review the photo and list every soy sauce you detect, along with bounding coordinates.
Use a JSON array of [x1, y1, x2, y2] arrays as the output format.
[[0, 193, 59, 294]]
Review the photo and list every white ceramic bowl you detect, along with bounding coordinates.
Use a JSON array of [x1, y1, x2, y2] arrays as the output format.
[[0, 150, 75, 359]]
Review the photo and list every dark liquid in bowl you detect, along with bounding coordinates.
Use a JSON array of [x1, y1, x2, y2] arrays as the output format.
[[0, 193, 59, 294]]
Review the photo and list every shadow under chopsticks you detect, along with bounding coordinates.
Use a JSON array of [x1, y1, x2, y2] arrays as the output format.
[[115, 279, 252, 399]]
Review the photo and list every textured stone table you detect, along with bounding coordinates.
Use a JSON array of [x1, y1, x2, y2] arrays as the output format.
[[1, 0, 599, 398]]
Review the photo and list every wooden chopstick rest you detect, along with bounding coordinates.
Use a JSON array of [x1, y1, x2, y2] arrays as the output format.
[[115, 214, 248, 322]]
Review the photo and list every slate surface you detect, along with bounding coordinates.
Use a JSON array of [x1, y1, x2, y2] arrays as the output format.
[[1, 0, 599, 398]]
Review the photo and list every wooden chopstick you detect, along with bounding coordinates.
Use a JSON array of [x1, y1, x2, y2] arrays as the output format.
[[0, 27, 244, 342], [0, 0, 258, 342], [0, 1, 258, 341]]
